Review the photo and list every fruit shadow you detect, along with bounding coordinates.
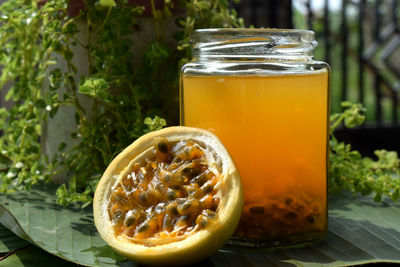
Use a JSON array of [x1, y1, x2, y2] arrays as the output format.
[[69, 209, 97, 236], [208, 221, 398, 266], [0, 184, 85, 214], [4, 194, 64, 212], [328, 191, 399, 211], [79, 244, 130, 266]]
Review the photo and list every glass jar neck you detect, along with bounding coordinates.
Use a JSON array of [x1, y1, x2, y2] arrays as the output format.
[[191, 29, 317, 62]]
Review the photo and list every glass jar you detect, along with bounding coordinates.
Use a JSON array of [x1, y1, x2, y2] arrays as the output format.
[[180, 29, 330, 247]]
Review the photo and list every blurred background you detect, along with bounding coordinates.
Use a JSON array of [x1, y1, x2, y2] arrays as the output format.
[[229, 0, 400, 157], [0, 0, 399, 157]]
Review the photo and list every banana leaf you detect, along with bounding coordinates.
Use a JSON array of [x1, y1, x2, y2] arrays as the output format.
[[0, 185, 399, 266]]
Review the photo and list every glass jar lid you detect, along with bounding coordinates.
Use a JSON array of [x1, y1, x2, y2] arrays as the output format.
[[191, 28, 317, 61]]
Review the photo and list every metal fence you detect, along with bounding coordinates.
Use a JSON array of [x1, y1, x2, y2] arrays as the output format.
[[230, 0, 400, 156], [231, 0, 400, 125]]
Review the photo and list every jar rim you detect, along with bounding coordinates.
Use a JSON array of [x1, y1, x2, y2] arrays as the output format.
[[194, 28, 314, 35], [193, 28, 315, 40], [191, 28, 317, 62]]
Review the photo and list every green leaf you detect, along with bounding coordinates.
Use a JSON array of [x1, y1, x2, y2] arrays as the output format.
[[99, 0, 116, 8], [49, 105, 59, 118], [34, 99, 46, 109], [144, 116, 167, 133], [341, 102, 366, 128], [374, 192, 382, 202], [63, 49, 74, 61], [0, 245, 74, 267], [0, 185, 127, 266], [78, 85, 91, 94], [392, 189, 400, 201], [58, 142, 67, 152], [79, 78, 111, 102], [1, 187, 400, 266], [49, 68, 62, 91], [0, 223, 29, 253], [62, 21, 79, 36], [197, 1, 211, 10]]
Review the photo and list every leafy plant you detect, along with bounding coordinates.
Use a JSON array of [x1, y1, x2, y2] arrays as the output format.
[[0, 0, 243, 207], [0, 0, 398, 208], [329, 102, 400, 202]]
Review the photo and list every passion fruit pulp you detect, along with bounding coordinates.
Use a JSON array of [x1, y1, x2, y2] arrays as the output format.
[[93, 126, 243, 266]]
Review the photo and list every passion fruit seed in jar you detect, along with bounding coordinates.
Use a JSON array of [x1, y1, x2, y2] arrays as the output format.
[[93, 127, 243, 266], [108, 139, 222, 241], [235, 195, 324, 240]]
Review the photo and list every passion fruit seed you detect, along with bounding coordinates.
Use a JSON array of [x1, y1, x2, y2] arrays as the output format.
[[249, 206, 265, 215], [125, 216, 136, 227], [175, 215, 191, 230], [211, 196, 220, 211], [106, 139, 226, 243], [154, 203, 165, 213], [139, 192, 151, 204], [306, 214, 315, 224], [112, 209, 125, 223], [195, 214, 208, 228], [192, 172, 208, 186], [137, 222, 150, 233], [199, 194, 212, 209], [284, 212, 298, 220], [157, 142, 169, 154], [182, 167, 192, 174], [172, 173, 186, 185], [172, 156, 182, 163], [177, 198, 199, 215], [166, 202, 179, 216], [284, 196, 294, 205], [184, 184, 202, 198], [235, 195, 322, 238], [166, 188, 179, 200], [113, 192, 123, 201], [202, 209, 216, 218], [150, 186, 164, 201], [163, 214, 173, 231], [201, 181, 214, 194]]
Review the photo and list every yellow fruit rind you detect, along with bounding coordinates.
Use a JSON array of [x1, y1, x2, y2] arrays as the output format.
[[93, 126, 243, 266]]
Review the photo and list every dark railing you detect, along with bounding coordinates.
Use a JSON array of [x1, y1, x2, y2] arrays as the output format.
[[232, 0, 400, 123], [230, 0, 400, 156]]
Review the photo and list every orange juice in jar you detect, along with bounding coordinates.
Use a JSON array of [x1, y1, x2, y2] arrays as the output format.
[[180, 29, 330, 247]]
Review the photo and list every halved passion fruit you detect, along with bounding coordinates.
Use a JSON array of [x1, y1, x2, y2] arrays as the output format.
[[93, 126, 243, 266]]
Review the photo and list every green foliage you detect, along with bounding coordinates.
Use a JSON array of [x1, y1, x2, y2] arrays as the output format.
[[177, 0, 244, 58], [329, 102, 400, 202], [0, 0, 242, 207], [0, 0, 68, 192], [144, 116, 167, 133], [79, 78, 111, 102], [99, 0, 116, 8], [1, 0, 398, 207]]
